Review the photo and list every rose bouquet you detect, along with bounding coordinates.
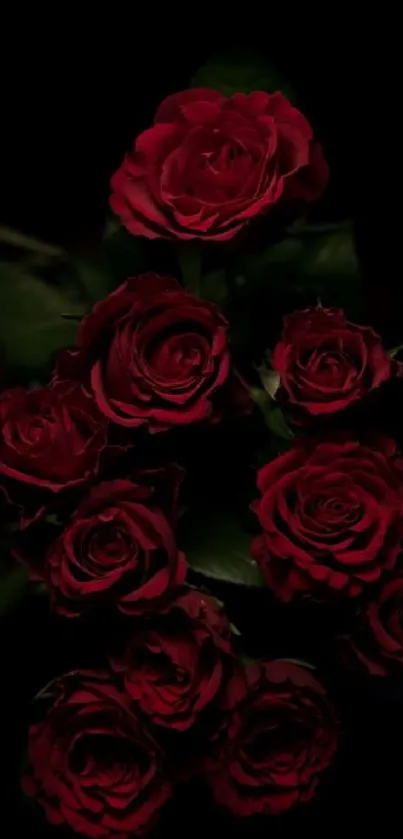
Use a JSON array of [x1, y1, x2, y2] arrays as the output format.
[[1, 51, 403, 838]]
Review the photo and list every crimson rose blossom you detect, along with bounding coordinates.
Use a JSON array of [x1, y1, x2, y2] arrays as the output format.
[[22, 670, 172, 838], [111, 589, 233, 730], [272, 307, 393, 416], [55, 274, 235, 431], [252, 437, 403, 601], [43, 479, 186, 617], [0, 380, 106, 497], [339, 567, 403, 676], [110, 88, 328, 242], [207, 661, 338, 816]]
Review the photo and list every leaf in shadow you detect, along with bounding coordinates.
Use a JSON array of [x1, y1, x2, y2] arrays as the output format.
[[0, 262, 81, 376], [0, 564, 29, 616], [0, 253, 114, 379], [181, 511, 264, 587], [239, 222, 361, 308], [250, 388, 294, 440], [190, 48, 294, 100]]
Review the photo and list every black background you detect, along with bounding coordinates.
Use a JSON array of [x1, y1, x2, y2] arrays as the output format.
[[1, 19, 402, 838]]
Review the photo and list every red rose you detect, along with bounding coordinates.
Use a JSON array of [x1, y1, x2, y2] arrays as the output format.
[[0, 380, 106, 504], [111, 589, 233, 730], [207, 661, 338, 816], [43, 479, 187, 616], [271, 306, 393, 417], [22, 670, 173, 838], [339, 568, 403, 676], [110, 88, 328, 242], [252, 437, 403, 601], [55, 275, 233, 431]]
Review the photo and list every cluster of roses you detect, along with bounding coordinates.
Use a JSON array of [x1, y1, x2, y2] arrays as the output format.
[[1, 86, 401, 838], [253, 304, 403, 680], [1, 273, 340, 838]]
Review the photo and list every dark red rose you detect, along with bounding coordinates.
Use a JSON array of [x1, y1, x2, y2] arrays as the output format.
[[339, 567, 403, 676], [0, 380, 106, 503], [207, 661, 338, 817], [42, 479, 187, 617], [111, 589, 233, 730], [110, 88, 328, 242], [252, 437, 403, 601], [55, 274, 235, 431], [271, 306, 393, 417], [22, 670, 173, 838]]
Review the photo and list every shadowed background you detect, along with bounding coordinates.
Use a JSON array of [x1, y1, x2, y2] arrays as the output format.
[[0, 20, 400, 838]]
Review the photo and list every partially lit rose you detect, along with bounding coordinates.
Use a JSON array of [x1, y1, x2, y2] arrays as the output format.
[[43, 479, 186, 617], [0, 381, 107, 520], [22, 670, 173, 837], [111, 589, 233, 729], [339, 563, 403, 676], [55, 275, 237, 432], [252, 436, 403, 601], [110, 88, 328, 241], [207, 661, 338, 816], [272, 307, 393, 417]]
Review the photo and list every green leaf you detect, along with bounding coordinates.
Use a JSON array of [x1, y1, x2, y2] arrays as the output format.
[[71, 255, 113, 304], [277, 658, 316, 670], [0, 564, 29, 616], [0, 254, 113, 378], [267, 406, 294, 440], [103, 220, 150, 280], [0, 262, 80, 375], [200, 269, 229, 308], [239, 222, 362, 312], [257, 366, 280, 400], [182, 512, 264, 587], [191, 49, 293, 99], [104, 219, 178, 282], [250, 388, 294, 440], [389, 344, 403, 359]]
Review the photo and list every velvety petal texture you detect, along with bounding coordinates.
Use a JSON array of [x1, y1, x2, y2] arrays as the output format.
[[207, 661, 338, 816], [54, 275, 233, 432], [252, 436, 403, 601], [111, 589, 233, 730], [339, 554, 403, 676], [272, 306, 393, 417], [44, 479, 187, 617], [22, 670, 173, 838], [110, 88, 328, 242], [0, 380, 107, 499]]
